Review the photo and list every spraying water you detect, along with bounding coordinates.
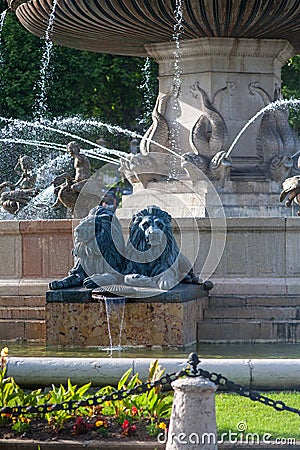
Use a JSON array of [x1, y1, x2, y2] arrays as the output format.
[[34, 0, 58, 119], [225, 98, 300, 159], [0, 117, 126, 159], [0, 9, 7, 66], [18, 185, 55, 219], [138, 57, 155, 128], [0, 137, 120, 165]]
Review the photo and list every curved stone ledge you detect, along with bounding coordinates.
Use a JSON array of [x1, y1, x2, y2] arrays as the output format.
[[6, 357, 300, 390]]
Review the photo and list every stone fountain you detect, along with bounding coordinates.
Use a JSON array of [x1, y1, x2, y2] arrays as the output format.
[[10, 0, 300, 218], [2, 0, 300, 346]]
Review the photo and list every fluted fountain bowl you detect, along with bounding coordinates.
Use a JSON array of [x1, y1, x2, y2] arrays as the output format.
[[11, 0, 300, 56]]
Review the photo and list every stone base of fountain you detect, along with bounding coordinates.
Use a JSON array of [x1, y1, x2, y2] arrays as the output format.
[[117, 179, 292, 219], [215, 180, 293, 217], [118, 180, 207, 219], [45, 284, 209, 348]]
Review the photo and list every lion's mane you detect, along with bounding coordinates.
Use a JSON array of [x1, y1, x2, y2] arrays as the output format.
[[124, 205, 179, 277], [72, 206, 125, 278]]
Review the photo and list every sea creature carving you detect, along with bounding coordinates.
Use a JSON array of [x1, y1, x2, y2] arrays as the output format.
[[253, 82, 297, 183], [182, 82, 231, 186]]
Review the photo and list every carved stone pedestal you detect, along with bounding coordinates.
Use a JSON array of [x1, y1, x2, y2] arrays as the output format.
[[46, 284, 209, 348], [118, 179, 293, 219], [145, 37, 294, 170], [118, 180, 208, 219]]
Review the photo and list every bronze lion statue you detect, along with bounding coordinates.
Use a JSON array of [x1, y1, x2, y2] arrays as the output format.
[[49, 205, 210, 292], [124, 205, 200, 291], [49, 206, 125, 290]]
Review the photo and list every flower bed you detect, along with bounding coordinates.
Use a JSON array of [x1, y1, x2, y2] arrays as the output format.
[[0, 348, 170, 448]]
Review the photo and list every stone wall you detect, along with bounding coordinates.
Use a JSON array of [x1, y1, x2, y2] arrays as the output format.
[[0, 220, 73, 290], [0, 216, 299, 297]]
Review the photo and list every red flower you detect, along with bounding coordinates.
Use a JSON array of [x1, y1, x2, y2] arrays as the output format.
[[122, 420, 130, 430], [131, 406, 138, 416], [121, 419, 137, 437]]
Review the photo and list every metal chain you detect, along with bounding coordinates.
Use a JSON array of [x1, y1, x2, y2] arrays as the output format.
[[187, 353, 300, 416], [0, 369, 187, 417], [1, 352, 300, 417]]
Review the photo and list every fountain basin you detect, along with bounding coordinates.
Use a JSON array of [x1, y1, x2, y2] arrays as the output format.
[[13, 0, 300, 55], [6, 356, 300, 389]]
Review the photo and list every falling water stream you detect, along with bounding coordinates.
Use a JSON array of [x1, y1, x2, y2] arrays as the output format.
[[139, 57, 155, 128], [34, 0, 58, 119], [168, 0, 184, 179], [104, 297, 126, 357], [0, 9, 7, 65]]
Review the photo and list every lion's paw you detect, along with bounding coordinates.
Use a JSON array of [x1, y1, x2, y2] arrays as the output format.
[[84, 273, 120, 288], [125, 274, 152, 287], [49, 280, 66, 290], [158, 278, 174, 291]]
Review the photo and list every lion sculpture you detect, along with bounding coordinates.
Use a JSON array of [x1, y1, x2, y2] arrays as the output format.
[[124, 205, 200, 291], [49, 206, 125, 290], [49, 205, 206, 292]]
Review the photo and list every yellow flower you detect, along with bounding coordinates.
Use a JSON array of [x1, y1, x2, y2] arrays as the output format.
[[0, 347, 8, 357], [95, 420, 104, 427], [158, 422, 167, 430], [20, 417, 31, 424], [1, 347, 8, 369]]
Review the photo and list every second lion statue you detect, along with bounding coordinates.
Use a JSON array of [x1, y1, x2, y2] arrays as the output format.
[[124, 205, 199, 290]]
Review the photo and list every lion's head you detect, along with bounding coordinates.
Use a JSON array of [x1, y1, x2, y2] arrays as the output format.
[[125, 205, 179, 277], [73, 206, 125, 277]]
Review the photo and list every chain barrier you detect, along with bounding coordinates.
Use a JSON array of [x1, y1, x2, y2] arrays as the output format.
[[1, 353, 300, 417], [0, 369, 187, 417], [187, 353, 300, 416]]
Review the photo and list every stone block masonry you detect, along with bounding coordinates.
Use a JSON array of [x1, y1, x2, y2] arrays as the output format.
[[46, 285, 209, 348]]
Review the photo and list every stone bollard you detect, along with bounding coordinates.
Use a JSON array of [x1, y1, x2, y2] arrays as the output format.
[[165, 376, 218, 450]]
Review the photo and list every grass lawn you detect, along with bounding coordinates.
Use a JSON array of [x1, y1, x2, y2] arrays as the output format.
[[216, 391, 300, 441]]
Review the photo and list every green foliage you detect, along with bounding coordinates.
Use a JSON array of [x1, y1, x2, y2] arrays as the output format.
[[100, 360, 173, 422], [216, 391, 300, 440], [282, 56, 300, 131], [44, 379, 91, 430], [11, 416, 31, 434], [0, 366, 23, 408]]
